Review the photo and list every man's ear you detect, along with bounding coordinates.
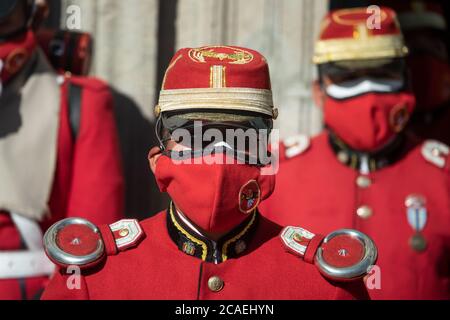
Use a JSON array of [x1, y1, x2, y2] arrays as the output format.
[[148, 146, 162, 174], [312, 80, 325, 109]]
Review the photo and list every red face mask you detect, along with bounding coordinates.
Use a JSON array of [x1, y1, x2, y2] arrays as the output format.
[[324, 92, 416, 152], [408, 55, 450, 111], [154, 153, 275, 234], [0, 30, 37, 93]]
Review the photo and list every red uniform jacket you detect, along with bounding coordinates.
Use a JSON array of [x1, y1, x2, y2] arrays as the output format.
[[0, 76, 124, 300], [260, 131, 450, 300], [41, 210, 369, 300]]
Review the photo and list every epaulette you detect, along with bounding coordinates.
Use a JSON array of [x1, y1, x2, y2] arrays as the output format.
[[281, 135, 311, 160], [421, 140, 449, 170], [280, 226, 377, 281], [43, 218, 145, 269]]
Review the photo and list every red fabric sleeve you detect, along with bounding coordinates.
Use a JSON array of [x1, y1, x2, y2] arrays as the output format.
[[333, 280, 371, 300], [66, 78, 124, 225]]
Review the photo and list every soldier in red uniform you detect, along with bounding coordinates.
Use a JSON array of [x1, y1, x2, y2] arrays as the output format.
[[0, 0, 124, 299], [260, 7, 450, 299], [386, 0, 450, 145], [41, 46, 375, 300]]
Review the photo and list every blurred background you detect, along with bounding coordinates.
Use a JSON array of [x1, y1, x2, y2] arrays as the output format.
[[42, 0, 449, 219]]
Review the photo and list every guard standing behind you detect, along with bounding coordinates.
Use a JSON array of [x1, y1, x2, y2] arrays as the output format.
[[260, 7, 450, 299], [0, 0, 124, 299]]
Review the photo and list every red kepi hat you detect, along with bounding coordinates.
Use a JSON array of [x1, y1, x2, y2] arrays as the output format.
[[155, 45, 278, 120]]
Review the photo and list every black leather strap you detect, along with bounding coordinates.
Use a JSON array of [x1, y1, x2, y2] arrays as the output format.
[[68, 82, 82, 139], [66, 32, 79, 73]]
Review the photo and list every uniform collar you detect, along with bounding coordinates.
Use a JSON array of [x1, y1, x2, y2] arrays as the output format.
[[166, 201, 258, 264], [327, 130, 406, 173]]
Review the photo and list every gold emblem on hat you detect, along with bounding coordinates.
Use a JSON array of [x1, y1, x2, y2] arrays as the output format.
[[189, 46, 254, 65], [332, 8, 388, 26]]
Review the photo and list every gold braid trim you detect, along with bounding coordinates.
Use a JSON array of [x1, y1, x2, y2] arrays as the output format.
[[158, 87, 276, 119], [313, 34, 408, 64], [221, 211, 257, 262]]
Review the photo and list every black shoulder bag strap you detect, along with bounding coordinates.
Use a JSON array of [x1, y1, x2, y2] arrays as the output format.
[[67, 81, 83, 139]]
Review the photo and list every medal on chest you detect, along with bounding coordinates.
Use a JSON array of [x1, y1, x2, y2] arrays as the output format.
[[405, 194, 428, 252]]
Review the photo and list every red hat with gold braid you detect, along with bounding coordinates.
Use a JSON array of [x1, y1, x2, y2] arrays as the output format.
[[313, 6, 409, 65], [155, 45, 278, 120]]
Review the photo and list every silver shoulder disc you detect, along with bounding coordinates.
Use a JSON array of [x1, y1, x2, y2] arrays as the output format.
[[44, 217, 105, 267], [315, 229, 377, 281]]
